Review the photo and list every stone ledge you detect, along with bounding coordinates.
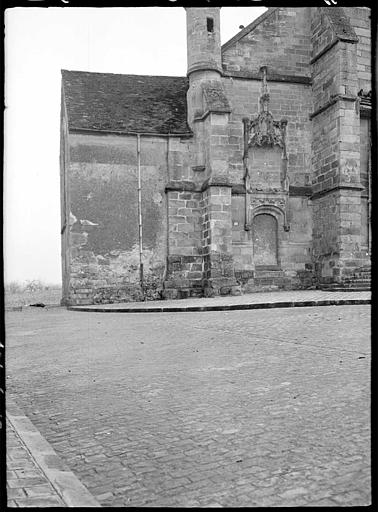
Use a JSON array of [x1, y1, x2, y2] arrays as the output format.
[[310, 39, 339, 65], [166, 181, 200, 192], [309, 94, 357, 119], [289, 186, 313, 197], [165, 178, 235, 193], [223, 70, 311, 85], [311, 184, 364, 200], [166, 181, 307, 195]]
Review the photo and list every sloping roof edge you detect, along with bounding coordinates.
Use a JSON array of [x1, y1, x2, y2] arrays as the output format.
[[221, 7, 277, 53], [61, 69, 188, 82], [321, 6, 358, 42]]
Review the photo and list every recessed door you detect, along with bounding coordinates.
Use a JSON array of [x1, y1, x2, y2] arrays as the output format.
[[253, 214, 278, 267]]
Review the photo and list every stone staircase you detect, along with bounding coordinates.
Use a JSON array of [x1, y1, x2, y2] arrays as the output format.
[[319, 266, 371, 292]]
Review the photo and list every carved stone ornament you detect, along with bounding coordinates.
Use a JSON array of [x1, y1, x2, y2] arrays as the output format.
[[245, 67, 287, 148], [248, 112, 284, 148], [202, 81, 231, 113], [357, 89, 371, 107], [241, 68, 290, 232], [250, 196, 286, 211], [249, 195, 290, 232]]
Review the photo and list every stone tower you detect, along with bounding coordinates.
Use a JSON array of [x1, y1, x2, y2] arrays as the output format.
[[185, 8, 225, 129], [184, 7, 240, 297], [186, 7, 222, 77]]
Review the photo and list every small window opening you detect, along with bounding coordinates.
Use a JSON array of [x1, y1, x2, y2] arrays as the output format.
[[207, 17, 214, 33]]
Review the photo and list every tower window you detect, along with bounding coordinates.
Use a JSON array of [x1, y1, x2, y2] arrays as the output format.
[[207, 17, 214, 33]]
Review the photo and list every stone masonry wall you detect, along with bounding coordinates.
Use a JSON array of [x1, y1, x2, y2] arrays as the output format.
[[60, 7, 371, 302], [284, 197, 313, 273], [231, 195, 253, 272], [66, 133, 182, 305], [223, 78, 313, 188], [220, 47, 313, 290], [207, 113, 231, 181], [311, 104, 340, 198], [249, 146, 282, 190], [202, 186, 238, 296], [337, 189, 368, 277], [312, 44, 343, 112], [310, 8, 368, 283], [222, 8, 312, 78], [311, 8, 337, 61], [60, 96, 71, 303], [344, 7, 371, 261], [231, 194, 313, 290], [359, 117, 370, 250], [164, 190, 203, 299], [312, 189, 366, 282], [344, 7, 371, 92]]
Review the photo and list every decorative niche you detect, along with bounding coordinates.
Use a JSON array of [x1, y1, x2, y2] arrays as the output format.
[[242, 66, 289, 193], [241, 66, 290, 232]]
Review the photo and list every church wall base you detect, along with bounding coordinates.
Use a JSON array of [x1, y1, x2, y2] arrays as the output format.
[[235, 268, 316, 294], [202, 278, 242, 298]]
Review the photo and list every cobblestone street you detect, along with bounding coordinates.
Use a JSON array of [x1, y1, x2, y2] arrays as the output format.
[[6, 420, 66, 507], [6, 305, 371, 507]]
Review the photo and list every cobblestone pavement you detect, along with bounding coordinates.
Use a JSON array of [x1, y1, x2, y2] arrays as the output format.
[[6, 419, 65, 507], [6, 305, 371, 507]]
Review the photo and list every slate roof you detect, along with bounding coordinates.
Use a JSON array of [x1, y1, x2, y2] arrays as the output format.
[[61, 70, 191, 135]]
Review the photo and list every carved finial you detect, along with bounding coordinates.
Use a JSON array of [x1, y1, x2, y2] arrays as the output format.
[[259, 66, 269, 113], [245, 65, 286, 148], [260, 66, 268, 84]]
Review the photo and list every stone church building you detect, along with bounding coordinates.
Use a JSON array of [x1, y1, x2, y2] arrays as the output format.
[[60, 6, 371, 305]]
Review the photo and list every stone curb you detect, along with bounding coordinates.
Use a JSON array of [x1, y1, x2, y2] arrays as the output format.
[[68, 298, 370, 313], [6, 398, 101, 508]]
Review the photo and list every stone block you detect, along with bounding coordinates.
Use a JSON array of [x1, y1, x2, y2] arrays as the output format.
[[72, 297, 92, 305], [162, 288, 179, 300], [178, 224, 195, 233], [186, 200, 198, 208], [179, 192, 194, 200], [230, 285, 242, 295], [187, 271, 203, 280], [169, 199, 186, 208]]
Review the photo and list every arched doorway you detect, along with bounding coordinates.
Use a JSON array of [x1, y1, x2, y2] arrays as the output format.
[[252, 213, 278, 268]]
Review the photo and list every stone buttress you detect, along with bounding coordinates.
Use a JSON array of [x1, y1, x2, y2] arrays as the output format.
[[164, 7, 240, 298]]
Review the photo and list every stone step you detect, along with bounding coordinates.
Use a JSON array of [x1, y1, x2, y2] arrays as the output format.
[[352, 269, 371, 276], [320, 282, 371, 291], [342, 280, 370, 286], [254, 277, 288, 286], [322, 287, 371, 292]]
